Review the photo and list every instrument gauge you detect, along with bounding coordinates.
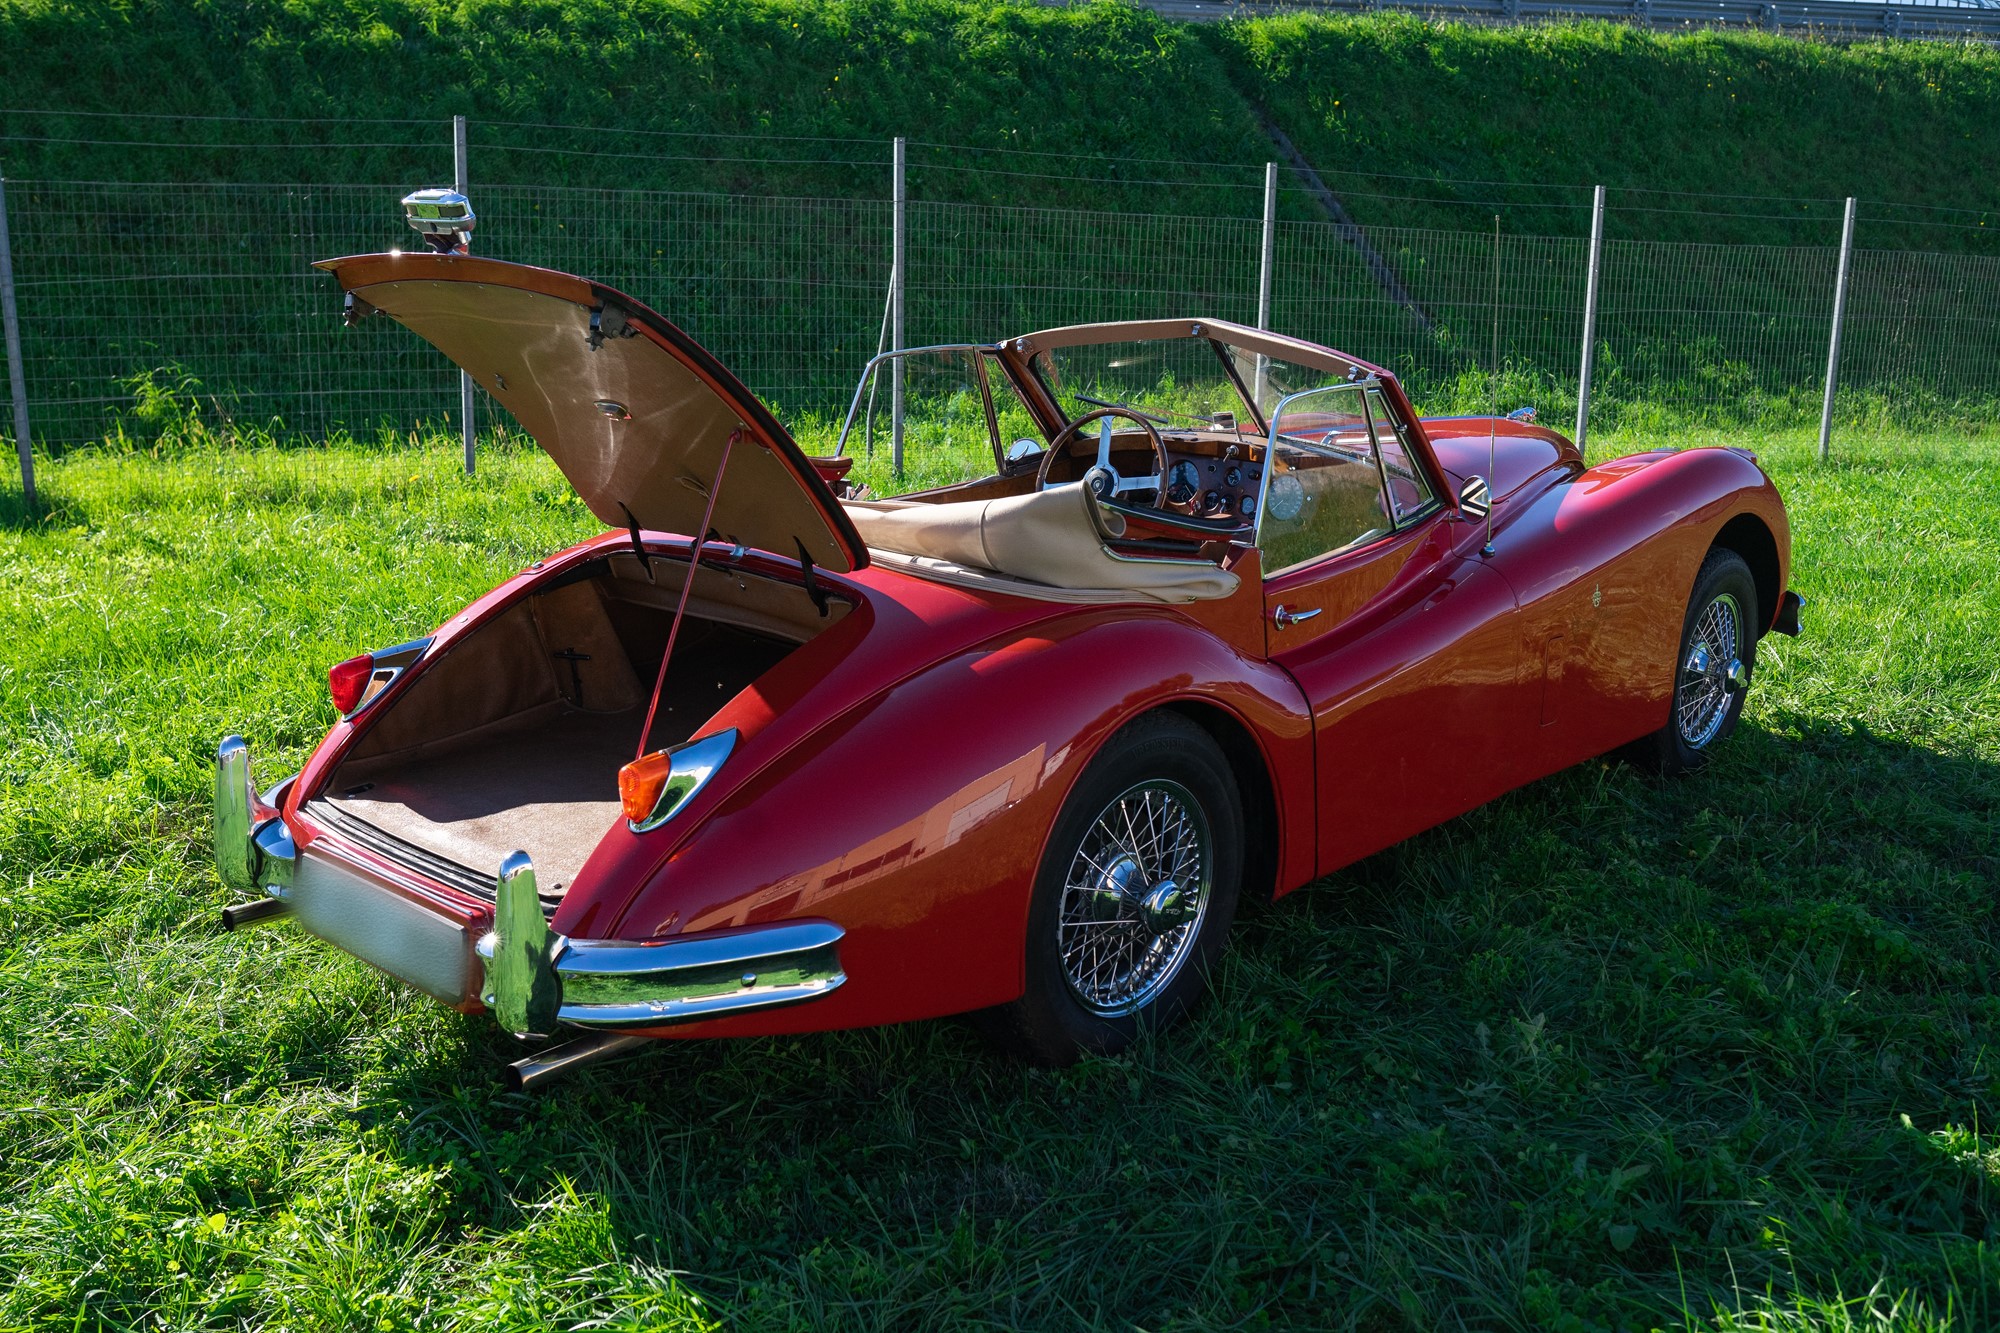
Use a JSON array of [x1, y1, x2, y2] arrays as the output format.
[[1265, 472, 1306, 522], [1165, 460, 1200, 507]]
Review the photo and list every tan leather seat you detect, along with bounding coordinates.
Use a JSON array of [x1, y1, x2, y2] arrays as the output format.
[[843, 483, 1237, 604]]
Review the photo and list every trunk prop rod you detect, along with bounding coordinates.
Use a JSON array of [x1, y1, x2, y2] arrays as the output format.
[[635, 428, 740, 761]]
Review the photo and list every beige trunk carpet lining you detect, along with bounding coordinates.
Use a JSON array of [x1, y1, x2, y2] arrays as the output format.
[[327, 705, 640, 896]]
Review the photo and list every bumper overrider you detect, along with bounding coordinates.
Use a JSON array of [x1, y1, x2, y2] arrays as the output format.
[[214, 736, 847, 1051]]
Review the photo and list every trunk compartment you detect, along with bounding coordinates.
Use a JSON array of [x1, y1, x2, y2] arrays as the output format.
[[312, 551, 846, 902]]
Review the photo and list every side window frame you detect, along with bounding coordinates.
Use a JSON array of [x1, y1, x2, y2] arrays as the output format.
[[833, 343, 1010, 483], [970, 352, 1003, 475], [1362, 385, 1441, 527], [1254, 381, 1399, 577]]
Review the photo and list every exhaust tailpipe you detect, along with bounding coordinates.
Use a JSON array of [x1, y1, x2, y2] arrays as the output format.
[[506, 1032, 650, 1091], [221, 897, 289, 930]]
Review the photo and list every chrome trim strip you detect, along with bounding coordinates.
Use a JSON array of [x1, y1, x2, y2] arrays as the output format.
[[553, 920, 847, 1030], [630, 728, 737, 833]]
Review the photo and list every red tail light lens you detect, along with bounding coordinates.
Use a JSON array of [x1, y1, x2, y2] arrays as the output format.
[[328, 654, 375, 715], [619, 750, 674, 824]]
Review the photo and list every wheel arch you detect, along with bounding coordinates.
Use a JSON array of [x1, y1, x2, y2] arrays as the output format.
[[591, 609, 1314, 1036], [1711, 512, 1780, 636], [1158, 699, 1280, 906]]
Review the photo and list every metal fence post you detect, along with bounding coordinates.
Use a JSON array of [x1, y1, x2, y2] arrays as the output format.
[[1255, 162, 1277, 406], [1574, 184, 1605, 459], [1819, 196, 1857, 462], [0, 174, 31, 507], [454, 115, 476, 475], [1257, 162, 1277, 329], [890, 136, 906, 479]]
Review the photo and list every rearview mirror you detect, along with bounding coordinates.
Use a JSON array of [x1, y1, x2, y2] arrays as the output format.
[[1005, 438, 1044, 465], [1458, 474, 1491, 520]]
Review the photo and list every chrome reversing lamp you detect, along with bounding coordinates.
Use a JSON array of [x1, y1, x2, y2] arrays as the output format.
[[401, 187, 476, 254]]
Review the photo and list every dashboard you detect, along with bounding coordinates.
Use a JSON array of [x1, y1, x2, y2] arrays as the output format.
[[1162, 447, 1265, 522], [1056, 431, 1266, 522]]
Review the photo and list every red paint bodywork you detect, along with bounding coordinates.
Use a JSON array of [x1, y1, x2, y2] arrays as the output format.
[[283, 360, 1790, 1043]]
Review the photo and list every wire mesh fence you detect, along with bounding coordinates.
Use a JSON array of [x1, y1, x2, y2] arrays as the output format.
[[1, 149, 1998, 470], [2, 180, 457, 443], [1842, 247, 2000, 421]]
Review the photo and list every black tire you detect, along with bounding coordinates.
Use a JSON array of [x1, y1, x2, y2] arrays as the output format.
[[1632, 548, 1760, 775], [977, 711, 1243, 1065]]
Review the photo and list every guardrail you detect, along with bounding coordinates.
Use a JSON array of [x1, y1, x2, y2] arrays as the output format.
[[1143, 0, 2000, 41]]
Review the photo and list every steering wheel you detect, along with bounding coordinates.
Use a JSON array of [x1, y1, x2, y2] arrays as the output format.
[[1035, 407, 1170, 508]]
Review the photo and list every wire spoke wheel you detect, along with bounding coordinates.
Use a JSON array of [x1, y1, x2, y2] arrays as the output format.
[[1055, 779, 1212, 1018], [1676, 591, 1743, 749]]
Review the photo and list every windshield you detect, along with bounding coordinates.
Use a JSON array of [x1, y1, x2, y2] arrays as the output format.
[[1033, 335, 1376, 433], [1225, 346, 1373, 423], [1033, 340, 1252, 430]]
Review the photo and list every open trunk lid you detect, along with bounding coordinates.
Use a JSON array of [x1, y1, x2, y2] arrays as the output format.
[[317, 251, 867, 574]]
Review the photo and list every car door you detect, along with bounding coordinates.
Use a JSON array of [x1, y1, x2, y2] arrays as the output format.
[[1259, 384, 1537, 877]]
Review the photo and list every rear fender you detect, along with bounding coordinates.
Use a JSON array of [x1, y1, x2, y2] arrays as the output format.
[[599, 610, 1314, 1037]]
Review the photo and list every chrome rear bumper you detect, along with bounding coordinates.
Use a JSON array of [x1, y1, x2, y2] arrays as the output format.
[[469, 849, 845, 1037], [215, 736, 847, 1038]]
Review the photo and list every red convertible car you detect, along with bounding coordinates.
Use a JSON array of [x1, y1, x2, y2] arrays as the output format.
[[215, 205, 1799, 1086]]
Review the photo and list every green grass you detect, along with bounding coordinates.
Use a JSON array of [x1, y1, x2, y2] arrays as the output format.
[[0, 0, 1273, 206], [0, 422, 1995, 1330]]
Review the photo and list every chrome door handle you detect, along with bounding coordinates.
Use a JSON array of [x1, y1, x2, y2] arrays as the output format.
[[1272, 604, 1323, 630]]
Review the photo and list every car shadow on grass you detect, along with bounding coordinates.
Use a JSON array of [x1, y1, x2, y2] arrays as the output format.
[[335, 715, 1996, 1328]]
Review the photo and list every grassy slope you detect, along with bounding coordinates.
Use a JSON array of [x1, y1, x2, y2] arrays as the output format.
[[0, 1, 1997, 235], [0, 425, 1994, 1330], [1211, 16, 2000, 249], [4, 2, 1999, 444], [0, 0, 1273, 209]]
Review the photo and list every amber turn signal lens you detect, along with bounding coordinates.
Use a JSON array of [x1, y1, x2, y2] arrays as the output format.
[[619, 750, 674, 823], [328, 654, 375, 715]]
